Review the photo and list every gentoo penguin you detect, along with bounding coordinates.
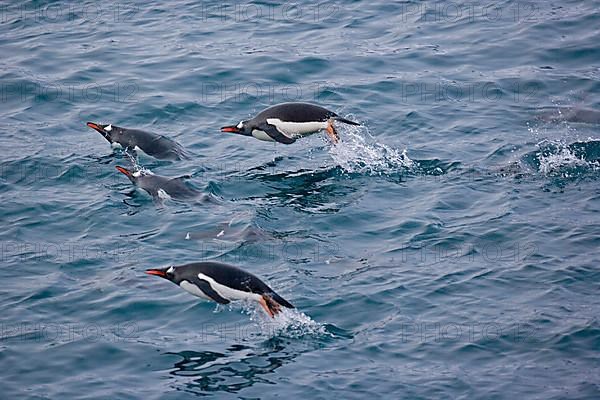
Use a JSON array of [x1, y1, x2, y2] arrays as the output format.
[[86, 122, 188, 160], [145, 262, 294, 317], [115, 165, 200, 200], [220, 102, 360, 144]]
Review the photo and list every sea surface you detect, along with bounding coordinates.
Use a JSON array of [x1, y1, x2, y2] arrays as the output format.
[[1, 1, 599, 398]]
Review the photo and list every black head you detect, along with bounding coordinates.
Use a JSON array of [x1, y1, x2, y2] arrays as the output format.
[[220, 120, 253, 137], [145, 266, 181, 284], [86, 122, 124, 143]]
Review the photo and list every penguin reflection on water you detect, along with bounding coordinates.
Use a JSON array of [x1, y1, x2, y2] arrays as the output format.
[[221, 102, 360, 144], [145, 262, 294, 318], [86, 122, 188, 160]]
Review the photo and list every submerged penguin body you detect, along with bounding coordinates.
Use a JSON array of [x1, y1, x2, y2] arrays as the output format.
[[87, 122, 188, 160], [115, 166, 199, 200]]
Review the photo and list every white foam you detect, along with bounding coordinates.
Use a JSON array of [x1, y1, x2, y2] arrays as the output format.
[[129, 166, 153, 178], [328, 125, 415, 174], [530, 102, 600, 176], [240, 302, 329, 339], [537, 143, 594, 177]]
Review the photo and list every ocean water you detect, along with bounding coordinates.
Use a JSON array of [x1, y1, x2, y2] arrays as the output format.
[[1, 0, 599, 398]]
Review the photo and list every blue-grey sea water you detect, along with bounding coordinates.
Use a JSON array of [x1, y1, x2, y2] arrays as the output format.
[[1, 1, 599, 398]]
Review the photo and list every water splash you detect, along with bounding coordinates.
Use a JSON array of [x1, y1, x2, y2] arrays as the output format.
[[123, 149, 140, 168], [122, 149, 154, 176], [238, 302, 329, 339], [328, 125, 415, 174], [528, 103, 600, 178], [535, 139, 600, 177], [538, 147, 583, 176]]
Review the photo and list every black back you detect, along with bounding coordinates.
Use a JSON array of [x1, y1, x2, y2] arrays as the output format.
[[174, 262, 271, 294], [102, 124, 186, 160], [253, 102, 337, 123], [164, 262, 293, 309], [125, 129, 187, 160], [136, 175, 199, 199]]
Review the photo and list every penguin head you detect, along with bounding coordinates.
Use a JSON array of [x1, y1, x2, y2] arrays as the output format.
[[115, 165, 139, 183], [220, 120, 253, 137], [145, 265, 180, 284], [87, 122, 124, 143]]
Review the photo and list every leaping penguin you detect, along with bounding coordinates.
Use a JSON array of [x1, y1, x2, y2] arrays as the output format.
[[220, 102, 360, 144], [145, 262, 294, 317], [86, 122, 188, 160]]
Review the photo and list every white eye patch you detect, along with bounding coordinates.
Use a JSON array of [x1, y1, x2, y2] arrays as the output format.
[[105, 124, 112, 131], [167, 266, 174, 274], [237, 121, 244, 129]]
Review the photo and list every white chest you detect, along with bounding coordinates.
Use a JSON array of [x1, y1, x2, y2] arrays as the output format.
[[199, 273, 262, 301], [266, 118, 328, 138], [180, 280, 211, 300], [252, 130, 276, 142], [179, 274, 262, 303]]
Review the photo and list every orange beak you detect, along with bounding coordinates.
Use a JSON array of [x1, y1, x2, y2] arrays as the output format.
[[221, 125, 240, 133], [115, 166, 132, 177], [86, 122, 104, 132], [145, 269, 167, 278]]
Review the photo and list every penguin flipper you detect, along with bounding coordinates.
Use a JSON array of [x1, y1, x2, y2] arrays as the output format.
[[169, 176, 190, 183], [259, 123, 296, 145], [190, 277, 231, 304]]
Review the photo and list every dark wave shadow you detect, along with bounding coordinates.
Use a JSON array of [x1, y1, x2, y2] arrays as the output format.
[[164, 336, 329, 395], [223, 158, 461, 213]]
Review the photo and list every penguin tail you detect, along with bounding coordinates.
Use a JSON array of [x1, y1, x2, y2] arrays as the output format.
[[333, 116, 360, 126], [260, 293, 294, 318], [270, 292, 294, 309]]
